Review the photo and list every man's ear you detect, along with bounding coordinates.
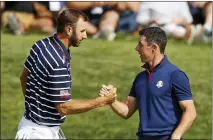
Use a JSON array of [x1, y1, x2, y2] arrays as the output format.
[[65, 26, 73, 37], [152, 43, 158, 53]]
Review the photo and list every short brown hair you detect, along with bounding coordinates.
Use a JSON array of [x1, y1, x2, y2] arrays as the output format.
[[139, 27, 167, 54], [56, 8, 88, 33]]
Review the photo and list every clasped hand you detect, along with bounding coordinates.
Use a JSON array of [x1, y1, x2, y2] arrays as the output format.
[[99, 84, 117, 104]]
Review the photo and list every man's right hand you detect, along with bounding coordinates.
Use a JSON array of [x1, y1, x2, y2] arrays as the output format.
[[99, 85, 117, 105]]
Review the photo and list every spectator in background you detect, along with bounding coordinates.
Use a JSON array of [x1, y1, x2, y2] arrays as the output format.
[[66, 1, 118, 41], [0, 2, 5, 25], [1, 2, 54, 35], [136, 2, 195, 44], [0, 1, 5, 14], [66, 2, 140, 41], [113, 2, 139, 34], [93, 2, 140, 41], [188, 2, 212, 44]]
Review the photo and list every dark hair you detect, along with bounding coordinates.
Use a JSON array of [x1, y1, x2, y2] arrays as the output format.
[[56, 8, 88, 33], [139, 27, 167, 53]]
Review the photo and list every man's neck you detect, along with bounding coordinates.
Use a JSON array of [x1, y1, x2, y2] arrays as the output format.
[[56, 33, 70, 50], [148, 54, 164, 71]]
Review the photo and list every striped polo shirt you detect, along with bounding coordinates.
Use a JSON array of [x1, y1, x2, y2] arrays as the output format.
[[23, 34, 71, 127]]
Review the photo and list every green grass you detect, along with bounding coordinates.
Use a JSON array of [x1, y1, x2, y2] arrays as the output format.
[[1, 31, 212, 139]]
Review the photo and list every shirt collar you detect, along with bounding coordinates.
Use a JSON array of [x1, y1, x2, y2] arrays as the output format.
[[53, 34, 71, 60], [142, 55, 169, 72]]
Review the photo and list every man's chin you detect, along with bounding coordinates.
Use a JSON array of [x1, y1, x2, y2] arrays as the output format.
[[140, 58, 145, 63], [72, 43, 80, 47], [70, 39, 80, 47], [141, 59, 149, 64], [72, 45, 79, 47]]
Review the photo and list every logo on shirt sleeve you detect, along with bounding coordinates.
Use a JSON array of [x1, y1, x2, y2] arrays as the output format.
[[156, 81, 163, 88], [60, 90, 70, 99]]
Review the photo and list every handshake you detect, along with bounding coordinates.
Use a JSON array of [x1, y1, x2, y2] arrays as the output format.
[[98, 84, 117, 105]]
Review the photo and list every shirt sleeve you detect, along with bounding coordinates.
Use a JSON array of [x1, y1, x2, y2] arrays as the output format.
[[171, 70, 193, 101], [128, 78, 137, 97], [48, 63, 71, 103], [24, 45, 36, 72]]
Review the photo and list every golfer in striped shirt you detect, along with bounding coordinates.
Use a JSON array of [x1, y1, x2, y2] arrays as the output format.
[[16, 8, 117, 139]]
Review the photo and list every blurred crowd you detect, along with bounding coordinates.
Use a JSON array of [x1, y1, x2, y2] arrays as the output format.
[[0, 1, 212, 45]]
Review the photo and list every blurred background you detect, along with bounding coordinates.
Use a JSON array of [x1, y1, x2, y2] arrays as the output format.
[[1, 1, 212, 139]]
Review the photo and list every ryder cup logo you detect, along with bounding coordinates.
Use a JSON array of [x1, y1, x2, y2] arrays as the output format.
[[156, 81, 163, 88]]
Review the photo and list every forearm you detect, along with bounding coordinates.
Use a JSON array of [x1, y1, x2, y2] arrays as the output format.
[[172, 109, 196, 139], [110, 100, 129, 119], [58, 97, 107, 115]]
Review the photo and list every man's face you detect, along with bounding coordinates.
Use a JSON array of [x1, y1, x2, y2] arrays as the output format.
[[135, 36, 155, 63], [69, 18, 87, 47]]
